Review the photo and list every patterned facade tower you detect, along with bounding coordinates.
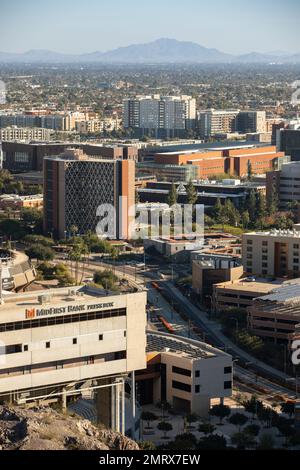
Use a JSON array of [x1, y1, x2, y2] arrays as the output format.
[[43, 148, 135, 240]]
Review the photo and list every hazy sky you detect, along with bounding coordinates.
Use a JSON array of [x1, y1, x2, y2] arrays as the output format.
[[0, 0, 299, 55]]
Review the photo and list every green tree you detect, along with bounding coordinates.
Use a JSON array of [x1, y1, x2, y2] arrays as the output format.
[[242, 396, 264, 419], [280, 402, 295, 418], [257, 192, 266, 220], [157, 421, 173, 440], [241, 210, 250, 229], [247, 160, 253, 181], [248, 190, 257, 221], [198, 423, 216, 435], [244, 424, 261, 437], [0, 219, 24, 239], [213, 198, 223, 222], [229, 413, 248, 431], [209, 404, 231, 423], [186, 180, 198, 206], [257, 433, 275, 450], [23, 234, 54, 247], [231, 431, 255, 450], [141, 411, 157, 429], [167, 183, 178, 207], [25, 244, 55, 261], [268, 183, 279, 215], [93, 269, 118, 290]]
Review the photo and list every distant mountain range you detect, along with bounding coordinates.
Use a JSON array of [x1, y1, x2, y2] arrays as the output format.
[[0, 38, 299, 64]]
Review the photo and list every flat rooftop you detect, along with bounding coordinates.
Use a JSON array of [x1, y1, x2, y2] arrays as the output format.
[[215, 277, 283, 294], [147, 331, 229, 360], [0, 284, 135, 314], [258, 278, 300, 303]]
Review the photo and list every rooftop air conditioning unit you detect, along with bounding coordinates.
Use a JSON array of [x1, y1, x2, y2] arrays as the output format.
[[38, 294, 52, 304]]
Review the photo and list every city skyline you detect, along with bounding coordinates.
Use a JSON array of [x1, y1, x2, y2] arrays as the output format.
[[0, 0, 299, 55]]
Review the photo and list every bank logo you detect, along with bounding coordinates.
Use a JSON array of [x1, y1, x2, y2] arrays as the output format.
[[25, 308, 36, 319]]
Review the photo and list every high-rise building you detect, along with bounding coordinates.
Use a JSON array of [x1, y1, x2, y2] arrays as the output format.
[[236, 111, 266, 133], [123, 95, 196, 138], [266, 161, 300, 210], [278, 129, 300, 161], [199, 110, 266, 138], [199, 109, 239, 138], [43, 148, 135, 240]]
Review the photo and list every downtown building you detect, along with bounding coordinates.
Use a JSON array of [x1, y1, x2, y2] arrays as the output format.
[[2, 141, 138, 173], [43, 148, 135, 240], [123, 95, 196, 138], [242, 226, 300, 278], [0, 284, 147, 434], [199, 109, 266, 139]]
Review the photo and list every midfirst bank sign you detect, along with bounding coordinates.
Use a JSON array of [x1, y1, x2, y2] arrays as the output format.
[[25, 302, 115, 319]]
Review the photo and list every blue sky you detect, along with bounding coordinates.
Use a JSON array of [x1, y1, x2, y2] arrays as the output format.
[[0, 0, 299, 54]]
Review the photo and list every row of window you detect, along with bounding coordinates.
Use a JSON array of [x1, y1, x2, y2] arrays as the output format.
[[3, 332, 127, 355], [171, 366, 232, 378], [172, 380, 232, 394], [0, 308, 127, 333], [0, 351, 127, 377]]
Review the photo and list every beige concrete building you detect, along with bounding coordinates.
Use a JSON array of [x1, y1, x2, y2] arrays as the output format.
[[192, 254, 243, 298], [242, 227, 300, 278], [214, 277, 283, 312], [248, 279, 300, 347], [0, 285, 147, 433], [137, 331, 232, 417]]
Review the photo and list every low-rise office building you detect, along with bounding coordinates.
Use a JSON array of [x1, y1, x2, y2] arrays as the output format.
[[248, 279, 300, 347], [192, 254, 243, 298], [0, 285, 147, 433], [138, 179, 265, 209], [213, 277, 283, 312], [137, 331, 233, 417], [0, 194, 43, 210], [242, 227, 300, 278]]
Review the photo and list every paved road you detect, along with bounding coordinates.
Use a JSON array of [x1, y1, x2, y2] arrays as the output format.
[[57, 255, 297, 396], [163, 281, 295, 385]]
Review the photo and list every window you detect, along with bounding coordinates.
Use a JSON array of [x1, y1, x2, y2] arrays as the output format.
[[73, 338, 77, 345], [124, 331, 127, 338], [224, 381, 232, 390], [262, 241, 268, 246], [5, 344, 22, 354], [15, 152, 29, 163], [247, 240, 253, 245], [99, 334, 103, 341], [46, 342, 51, 349], [247, 247, 253, 253], [224, 366, 232, 374], [172, 366, 191, 377], [195, 385, 200, 394], [172, 381, 191, 393], [24, 345, 28, 352], [294, 245, 300, 249], [195, 370, 200, 378], [262, 263, 267, 268]]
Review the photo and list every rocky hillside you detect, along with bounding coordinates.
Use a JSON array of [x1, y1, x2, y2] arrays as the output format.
[[0, 405, 139, 451]]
